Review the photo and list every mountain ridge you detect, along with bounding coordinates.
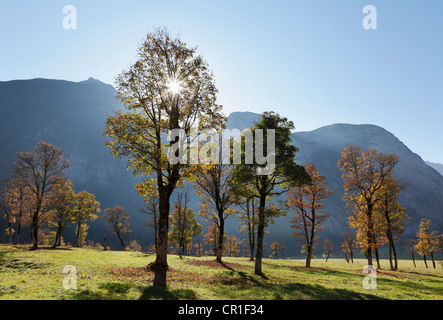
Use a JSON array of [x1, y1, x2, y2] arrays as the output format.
[[0, 78, 442, 256]]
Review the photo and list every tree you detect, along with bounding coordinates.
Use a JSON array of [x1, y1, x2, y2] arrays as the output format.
[[0, 184, 19, 244], [231, 111, 310, 276], [225, 235, 241, 257], [103, 205, 132, 251], [415, 218, 439, 268], [168, 189, 202, 257], [322, 238, 333, 262], [270, 241, 279, 259], [190, 161, 237, 263], [279, 240, 286, 260], [10, 141, 70, 250], [288, 163, 333, 268], [45, 178, 76, 248], [337, 144, 399, 267], [375, 176, 407, 270], [405, 239, 417, 268], [104, 28, 225, 286], [141, 197, 159, 251], [236, 186, 258, 261], [341, 232, 356, 263], [72, 191, 100, 247]]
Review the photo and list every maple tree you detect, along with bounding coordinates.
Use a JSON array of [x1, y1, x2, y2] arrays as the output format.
[[168, 189, 202, 257], [415, 218, 439, 268], [10, 141, 70, 250], [287, 162, 333, 267], [236, 186, 258, 261], [72, 190, 101, 247], [341, 231, 356, 263], [231, 111, 310, 275], [104, 28, 225, 286], [103, 205, 132, 251], [190, 162, 237, 263], [338, 144, 399, 267], [45, 178, 76, 248], [322, 238, 334, 262], [374, 175, 407, 270], [270, 241, 280, 259]]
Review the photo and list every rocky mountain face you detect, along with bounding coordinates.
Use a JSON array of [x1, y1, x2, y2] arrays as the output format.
[[0, 79, 441, 256]]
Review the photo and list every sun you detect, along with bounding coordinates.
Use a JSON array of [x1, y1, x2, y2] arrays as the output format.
[[166, 78, 183, 95]]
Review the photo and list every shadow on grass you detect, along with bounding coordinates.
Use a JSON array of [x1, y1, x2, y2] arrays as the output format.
[[139, 286, 198, 300], [68, 282, 197, 300]]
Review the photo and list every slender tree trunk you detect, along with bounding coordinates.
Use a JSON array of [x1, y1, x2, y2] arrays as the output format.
[[254, 196, 266, 276], [430, 252, 436, 269], [216, 216, 224, 263], [103, 230, 107, 251], [411, 251, 416, 268], [375, 247, 381, 269], [388, 242, 394, 270], [117, 233, 126, 251], [423, 255, 428, 268], [14, 218, 22, 245]]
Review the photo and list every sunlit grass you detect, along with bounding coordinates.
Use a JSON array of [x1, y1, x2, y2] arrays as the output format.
[[0, 245, 441, 300]]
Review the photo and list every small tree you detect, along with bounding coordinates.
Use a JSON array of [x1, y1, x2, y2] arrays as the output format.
[[341, 232, 356, 263], [72, 191, 100, 247], [322, 238, 334, 262], [46, 178, 76, 248], [270, 241, 280, 259], [405, 239, 417, 268], [141, 197, 159, 250], [103, 205, 132, 251], [288, 163, 333, 268], [415, 218, 439, 269], [11, 141, 70, 250], [168, 190, 202, 258], [190, 161, 237, 263], [236, 186, 258, 261]]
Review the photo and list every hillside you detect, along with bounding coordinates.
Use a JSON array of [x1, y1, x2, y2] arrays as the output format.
[[0, 79, 442, 256]]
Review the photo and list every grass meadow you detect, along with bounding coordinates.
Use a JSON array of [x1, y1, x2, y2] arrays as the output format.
[[0, 245, 441, 300]]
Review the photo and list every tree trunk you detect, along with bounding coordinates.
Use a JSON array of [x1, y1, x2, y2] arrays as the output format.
[[411, 251, 416, 268], [423, 255, 428, 268], [30, 210, 39, 250], [375, 247, 381, 269], [103, 230, 107, 251], [254, 196, 266, 276], [306, 247, 312, 268], [430, 252, 436, 269], [117, 233, 126, 251], [216, 216, 224, 263], [152, 193, 171, 287], [14, 219, 22, 245], [52, 224, 63, 249], [75, 222, 82, 247], [388, 241, 394, 270]]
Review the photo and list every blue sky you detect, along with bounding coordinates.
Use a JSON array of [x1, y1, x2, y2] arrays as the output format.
[[1, 1, 442, 163]]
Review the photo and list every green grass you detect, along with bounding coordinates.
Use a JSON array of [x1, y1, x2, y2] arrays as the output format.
[[0, 244, 442, 300]]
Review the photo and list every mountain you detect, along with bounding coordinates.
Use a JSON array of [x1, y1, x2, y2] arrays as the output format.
[[0, 78, 143, 247], [228, 112, 443, 255], [0, 79, 441, 257], [425, 161, 443, 177]]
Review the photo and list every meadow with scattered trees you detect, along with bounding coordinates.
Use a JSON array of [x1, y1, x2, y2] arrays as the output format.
[[1, 29, 442, 300]]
